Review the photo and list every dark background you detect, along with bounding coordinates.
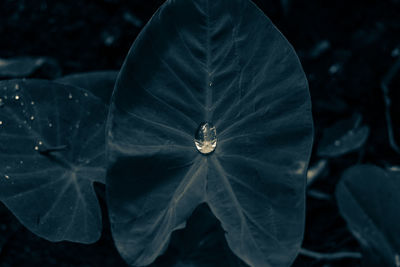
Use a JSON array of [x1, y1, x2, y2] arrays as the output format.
[[0, 0, 399, 266]]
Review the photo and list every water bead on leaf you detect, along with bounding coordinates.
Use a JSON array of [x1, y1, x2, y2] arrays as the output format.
[[194, 122, 217, 155]]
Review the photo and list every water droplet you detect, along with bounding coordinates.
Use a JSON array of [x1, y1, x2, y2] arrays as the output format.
[[68, 93, 73, 99], [30, 116, 35, 120], [0, 121, 2, 125], [15, 95, 20, 100], [48, 123, 53, 128], [4, 175, 9, 179], [38, 141, 43, 145], [84, 92, 88, 97], [31, 101, 35, 105], [0, 98, 4, 107], [20, 160, 24, 164], [209, 82, 213, 87], [15, 84, 19, 90], [194, 122, 217, 155], [34, 146, 39, 151]]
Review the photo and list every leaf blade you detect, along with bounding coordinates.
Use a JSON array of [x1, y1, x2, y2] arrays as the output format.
[[336, 165, 400, 267], [107, 0, 313, 266], [0, 79, 107, 243]]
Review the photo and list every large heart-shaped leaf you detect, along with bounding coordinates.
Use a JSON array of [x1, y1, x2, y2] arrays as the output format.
[[336, 165, 400, 267], [56, 71, 119, 105], [0, 79, 106, 243], [106, 0, 313, 266]]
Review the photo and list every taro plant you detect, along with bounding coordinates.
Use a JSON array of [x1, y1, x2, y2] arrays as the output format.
[[0, 0, 314, 266]]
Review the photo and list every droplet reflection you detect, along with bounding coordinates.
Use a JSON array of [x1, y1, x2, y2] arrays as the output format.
[[194, 122, 217, 155]]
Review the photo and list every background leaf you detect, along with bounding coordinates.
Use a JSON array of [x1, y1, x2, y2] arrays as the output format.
[[317, 113, 370, 158], [107, 0, 313, 266], [336, 164, 400, 267], [0, 57, 61, 79], [0, 79, 106, 243], [56, 70, 119, 105]]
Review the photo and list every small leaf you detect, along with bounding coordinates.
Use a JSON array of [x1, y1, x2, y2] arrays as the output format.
[[336, 165, 400, 267], [107, 0, 313, 266], [0, 79, 107, 243], [0, 57, 61, 79], [56, 71, 119, 105], [317, 113, 370, 157]]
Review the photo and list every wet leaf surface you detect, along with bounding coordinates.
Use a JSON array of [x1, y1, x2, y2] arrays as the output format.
[[0, 79, 107, 243], [106, 0, 313, 266]]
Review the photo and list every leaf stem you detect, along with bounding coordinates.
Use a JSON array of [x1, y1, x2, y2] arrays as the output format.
[[307, 189, 332, 201], [299, 248, 362, 260], [38, 145, 68, 155], [38, 145, 72, 169], [381, 58, 400, 155]]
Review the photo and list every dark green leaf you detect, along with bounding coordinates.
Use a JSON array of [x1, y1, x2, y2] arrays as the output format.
[[0, 79, 106, 243], [107, 0, 313, 266], [0, 57, 61, 79], [317, 113, 370, 158], [336, 165, 400, 267]]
